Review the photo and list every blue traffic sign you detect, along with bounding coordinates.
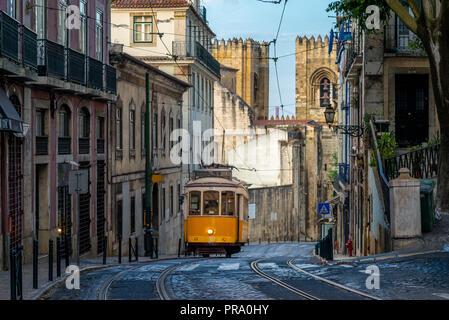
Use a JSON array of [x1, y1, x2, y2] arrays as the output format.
[[318, 203, 330, 215]]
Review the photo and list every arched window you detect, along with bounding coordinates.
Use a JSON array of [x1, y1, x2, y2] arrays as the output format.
[[129, 100, 136, 150], [254, 73, 259, 102], [320, 78, 331, 107], [116, 98, 123, 150], [78, 107, 90, 154], [161, 107, 166, 154], [169, 111, 174, 150], [58, 104, 71, 154]]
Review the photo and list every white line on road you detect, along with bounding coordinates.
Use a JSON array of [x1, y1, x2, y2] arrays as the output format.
[[177, 263, 200, 271], [258, 263, 278, 269], [218, 263, 240, 271], [433, 293, 449, 300]]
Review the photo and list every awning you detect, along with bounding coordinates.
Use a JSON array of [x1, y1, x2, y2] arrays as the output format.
[[0, 88, 23, 133]]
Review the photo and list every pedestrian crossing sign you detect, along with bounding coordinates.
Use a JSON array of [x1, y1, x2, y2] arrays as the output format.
[[318, 203, 330, 215]]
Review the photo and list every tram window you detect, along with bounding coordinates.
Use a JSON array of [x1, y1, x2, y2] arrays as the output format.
[[221, 191, 235, 216], [203, 191, 219, 215], [189, 191, 201, 215]]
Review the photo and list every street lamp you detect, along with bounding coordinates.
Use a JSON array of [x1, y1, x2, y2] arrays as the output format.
[[324, 104, 364, 138]]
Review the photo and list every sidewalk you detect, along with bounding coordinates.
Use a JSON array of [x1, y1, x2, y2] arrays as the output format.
[[0, 253, 179, 300]]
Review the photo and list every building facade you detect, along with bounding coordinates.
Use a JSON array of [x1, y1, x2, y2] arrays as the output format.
[[332, 12, 440, 257], [0, 0, 116, 268], [109, 50, 189, 256]]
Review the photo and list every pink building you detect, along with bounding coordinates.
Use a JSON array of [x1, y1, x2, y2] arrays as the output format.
[[0, 0, 116, 267]]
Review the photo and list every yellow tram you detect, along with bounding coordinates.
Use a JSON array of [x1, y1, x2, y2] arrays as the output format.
[[183, 168, 249, 258]]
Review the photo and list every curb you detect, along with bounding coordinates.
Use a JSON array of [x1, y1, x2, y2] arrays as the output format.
[[31, 256, 184, 300]]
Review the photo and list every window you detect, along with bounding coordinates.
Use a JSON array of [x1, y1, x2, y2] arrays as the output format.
[[203, 191, 219, 215], [191, 73, 196, 108], [7, 0, 17, 19], [161, 109, 166, 154], [142, 110, 146, 153], [133, 16, 153, 43], [170, 186, 174, 217], [221, 192, 235, 216], [169, 113, 174, 150], [130, 108, 136, 150], [35, 0, 46, 39], [58, 0, 68, 46], [130, 196, 135, 234], [320, 78, 331, 107], [97, 117, 104, 139], [177, 183, 181, 214], [116, 108, 123, 149], [78, 108, 90, 138], [36, 109, 46, 136], [177, 113, 182, 158], [189, 191, 201, 215], [58, 106, 70, 137], [162, 188, 166, 220], [95, 10, 103, 61], [79, 0, 87, 54]]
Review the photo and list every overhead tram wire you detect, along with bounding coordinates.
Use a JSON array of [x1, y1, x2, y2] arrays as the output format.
[[146, 3, 268, 186]]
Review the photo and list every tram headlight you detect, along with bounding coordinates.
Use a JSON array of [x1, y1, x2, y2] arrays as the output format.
[[207, 228, 214, 235]]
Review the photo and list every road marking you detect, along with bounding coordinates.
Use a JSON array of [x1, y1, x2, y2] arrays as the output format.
[[218, 263, 240, 271], [433, 293, 449, 300], [294, 264, 318, 269], [177, 263, 200, 271], [258, 263, 278, 269]]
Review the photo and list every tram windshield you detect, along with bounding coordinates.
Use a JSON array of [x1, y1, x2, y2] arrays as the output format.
[[221, 191, 235, 216], [203, 191, 219, 215], [189, 191, 201, 215]]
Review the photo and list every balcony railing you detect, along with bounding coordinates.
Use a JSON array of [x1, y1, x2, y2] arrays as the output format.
[[338, 163, 350, 185], [97, 138, 105, 154], [66, 48, 85, 85], [87, 57, 103, 90], [384, 144, 440, 181], [0, 11, 19, 62], [35, 136, 48, 155], [105, 64, 116, 94], [58, 137, 71, 155], [195, 42, 220, 77], [22, 26, 37, 69], [199, 6, 208, 24], [78, 137, 90, 154], [38, 39, 65, 80]]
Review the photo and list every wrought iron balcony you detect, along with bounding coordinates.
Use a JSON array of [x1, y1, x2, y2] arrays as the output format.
[[338, 163, 350, 185], [105, 64, 116, 94], [87, 57, 103, 90], [195, 41, 220, 77], [35, 136, 48, 155], [172, 41, 220, 77], [38, 39, 65, 80], [78, 137, 90, 154], [383, 144, 440, 181], [97, 138, 105, 154], [0, 11, 19, 62], [22, 26, 37, 69], [58, 137, 71, 155], [66, 48, 85, 85]]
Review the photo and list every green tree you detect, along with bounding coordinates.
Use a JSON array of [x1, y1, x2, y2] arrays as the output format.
[[328, 0, 449, 213]]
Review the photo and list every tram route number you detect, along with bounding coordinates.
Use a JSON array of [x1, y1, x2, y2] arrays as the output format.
[[180, 304, 270, 317]]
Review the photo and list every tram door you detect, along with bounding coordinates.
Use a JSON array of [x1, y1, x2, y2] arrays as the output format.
[[79, 162, 91, 255]]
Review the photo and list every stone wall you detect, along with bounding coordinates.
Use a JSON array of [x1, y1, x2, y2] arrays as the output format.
[[248, 185, 300, 243]]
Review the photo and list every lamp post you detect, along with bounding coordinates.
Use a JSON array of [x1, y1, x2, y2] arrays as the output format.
[[324, 104, 364, 138]]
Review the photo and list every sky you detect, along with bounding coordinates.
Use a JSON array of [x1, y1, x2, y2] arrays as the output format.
[[203, 0, 335, 118]]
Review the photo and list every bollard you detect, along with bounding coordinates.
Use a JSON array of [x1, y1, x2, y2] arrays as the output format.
[[155, 238, 158, 259], [259, 238, 261, 245], [178, 239, 181, 258], [33, 240, 38, 289], [17, 245, 23, 300], [56, 237, 61, 277], [64, 235, 69, 268], [10, 249, 16, 300], [49, 239, 54, 281], [128, 238, 132, 263], [103, 236, 107, 265], [118, 235, 122, 264], [135, 238, 138, 262], [268, 238, 270, 244], [149, 236, 154, 259]]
